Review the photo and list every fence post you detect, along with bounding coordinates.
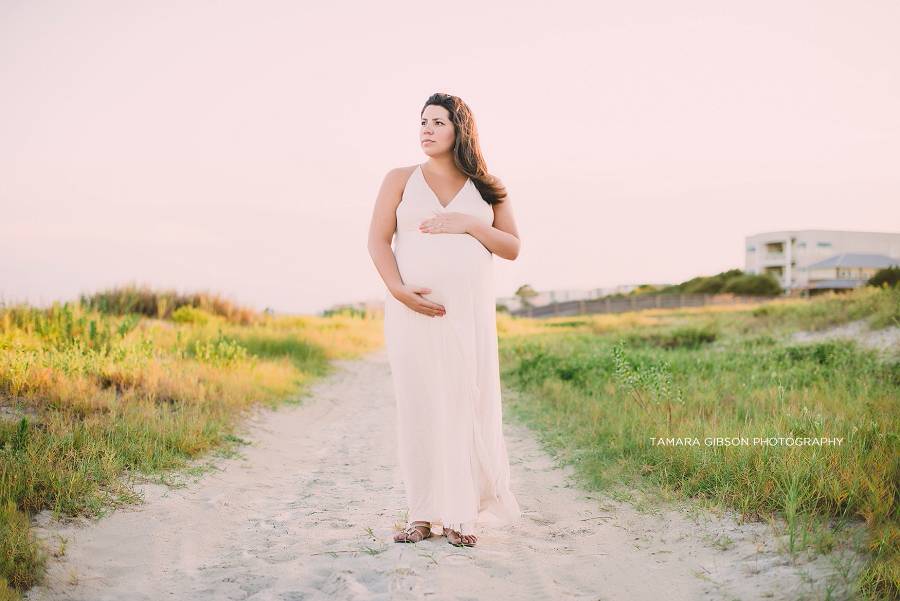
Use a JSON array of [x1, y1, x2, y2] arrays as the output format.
[[679, 294, 685, 308], [630, 296, 636, 311], [604, 297, 611, 313], [527, 306, 533, 318], [553, 302, 559, 317], [655, 294, 661, 308], [579, 299, 585, 315]]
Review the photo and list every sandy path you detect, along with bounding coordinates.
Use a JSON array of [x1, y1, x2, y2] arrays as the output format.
[[26, 351, 857, 601], [792, 320, 900, 354]]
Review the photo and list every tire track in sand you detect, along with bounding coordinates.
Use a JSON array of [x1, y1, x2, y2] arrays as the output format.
[[26, 351, 858, 601]]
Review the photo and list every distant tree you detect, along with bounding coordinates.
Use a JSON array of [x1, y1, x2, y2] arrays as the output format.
[[515, 284, 538, 307], [868, 266, 900, 288], [684, 277, 721, 294], [629, 284, 661, 295], [721, 274, 782, 296], [659, 277, 700, 294], [666, 269, 745, 295]]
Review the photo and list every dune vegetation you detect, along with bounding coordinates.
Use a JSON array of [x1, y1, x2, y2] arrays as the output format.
[[498, 286, 900, 601], [0, 288, 383, 599], [3, 284, 898, 599]]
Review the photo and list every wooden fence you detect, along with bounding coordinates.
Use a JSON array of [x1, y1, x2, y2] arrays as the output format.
[[509, 293, 777, 318]]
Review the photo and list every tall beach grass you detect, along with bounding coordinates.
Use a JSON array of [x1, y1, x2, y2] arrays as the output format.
[[499, 286, 900, 600], [0, 296, 383, 597], [80, 284, 259, 325]]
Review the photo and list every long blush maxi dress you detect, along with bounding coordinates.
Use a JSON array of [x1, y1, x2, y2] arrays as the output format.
[[384, 165, 521, 537]]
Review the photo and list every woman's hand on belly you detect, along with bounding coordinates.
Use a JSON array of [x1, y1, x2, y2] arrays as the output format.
[[391, 284, 446, 317]]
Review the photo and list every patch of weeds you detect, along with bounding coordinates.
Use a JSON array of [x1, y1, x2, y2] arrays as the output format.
[[393, 509, 409, 532], [691, 568, 719, 586], [654, 324, 718, 349], [609, 488, 636, 504], [356, 543, 388, 556], [704, 534, 734, 551], [50, 535, 68, 558], [612, 342, 684, 427], [178, 460, 225, 484], [213, 449, 247, 461]]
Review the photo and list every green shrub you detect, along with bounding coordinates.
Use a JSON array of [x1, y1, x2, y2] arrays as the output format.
[[82, 285, 257, 325], [171, 306, 216, 325], [620, 325, 718, 349], [869, 266, 900, 289], [661, 269, 744, 295], [721, 273, 782, 296], [655, 325, 718, 348], [660, 270, 781, 297], [191, 335, 253, 367], [782, 341, 854, 365]]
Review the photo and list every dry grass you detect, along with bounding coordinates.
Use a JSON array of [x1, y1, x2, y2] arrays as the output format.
[[0, 298, 384, 596], [81, 284, 259, 325]]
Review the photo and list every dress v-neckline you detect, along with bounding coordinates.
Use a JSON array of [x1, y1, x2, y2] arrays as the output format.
[[419, 164, 469, 209]]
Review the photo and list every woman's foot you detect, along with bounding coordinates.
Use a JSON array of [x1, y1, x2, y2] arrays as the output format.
[[394, 521, 432, 543], [444, 527, 476, 547]]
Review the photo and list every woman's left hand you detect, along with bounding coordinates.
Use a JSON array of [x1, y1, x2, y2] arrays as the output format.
[[419, 212, 473, 235]]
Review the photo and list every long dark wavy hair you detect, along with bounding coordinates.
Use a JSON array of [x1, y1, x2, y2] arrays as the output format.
[[421, 93, 507, 205]]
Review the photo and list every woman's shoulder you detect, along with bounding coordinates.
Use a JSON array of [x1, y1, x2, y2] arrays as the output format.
[[385, 164, 419, 180], [391, 164, 420, 174], [380, 164, 420, 194]]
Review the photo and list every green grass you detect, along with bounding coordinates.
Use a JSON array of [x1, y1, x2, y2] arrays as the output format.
[[0, 297, 384, 596], [499, 286, 900, 600], [750, 285, 900, 330]]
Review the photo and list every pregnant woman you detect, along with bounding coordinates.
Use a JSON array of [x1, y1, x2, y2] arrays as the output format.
[[367, 93, 521, 547]]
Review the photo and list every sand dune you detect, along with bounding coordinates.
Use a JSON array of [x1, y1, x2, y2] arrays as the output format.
[[26, 351, 859, 601]]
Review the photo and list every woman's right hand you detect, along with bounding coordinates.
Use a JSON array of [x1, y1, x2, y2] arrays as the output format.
[[392, 284, 445, 317]]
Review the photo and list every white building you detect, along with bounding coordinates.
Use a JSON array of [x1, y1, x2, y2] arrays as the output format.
[[745, 230, 900, 294]]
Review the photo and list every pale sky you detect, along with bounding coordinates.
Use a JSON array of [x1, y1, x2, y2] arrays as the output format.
[[2, 0, 898, 314]]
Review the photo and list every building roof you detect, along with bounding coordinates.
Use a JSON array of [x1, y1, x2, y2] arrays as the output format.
[[746, 229, 900, 241], [801, 253, 900, 269]]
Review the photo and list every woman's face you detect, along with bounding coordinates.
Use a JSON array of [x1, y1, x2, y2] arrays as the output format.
[[420, 104, 455, 157]]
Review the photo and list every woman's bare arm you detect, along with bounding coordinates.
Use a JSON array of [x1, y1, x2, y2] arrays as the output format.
[[469, 197, 520, 260], [367, 168, 446, 317]]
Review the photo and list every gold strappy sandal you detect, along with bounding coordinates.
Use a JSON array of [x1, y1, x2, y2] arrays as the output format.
[[394, 521, 432, 543]]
